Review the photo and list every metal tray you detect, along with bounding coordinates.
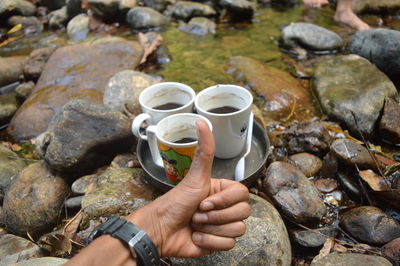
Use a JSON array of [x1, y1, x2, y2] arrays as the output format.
[[137, 120, 269, 193]]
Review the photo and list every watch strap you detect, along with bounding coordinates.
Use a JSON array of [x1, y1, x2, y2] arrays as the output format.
[[88, 216, 160, 266]]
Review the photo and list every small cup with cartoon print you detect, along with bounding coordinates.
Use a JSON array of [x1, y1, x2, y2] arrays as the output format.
[[136, 113, 212, 185]]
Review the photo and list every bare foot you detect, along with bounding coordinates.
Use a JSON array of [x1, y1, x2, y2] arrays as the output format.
[[302, 0, 329, 8], [334, 9, 370, 30]]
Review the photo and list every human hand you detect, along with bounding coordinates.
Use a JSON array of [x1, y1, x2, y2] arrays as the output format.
[[127, 120, 250, 258]]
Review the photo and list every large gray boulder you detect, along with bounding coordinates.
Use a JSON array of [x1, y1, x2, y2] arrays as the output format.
[[3, 162, 70, 238], [126, 7, 169, 29], [0, 0, 36, 18], [312, 54, 398, 137], [171, 194, 291, 266], [311, 253, 392, 266], [67, 13, 90, 40], [173, 1, 216, 20], [48, 6, 69, 29], [262, 161, 326, 223], [0, 144, 26, 204], [348, 29, 400, 88], [35, 100, 135, 174], [0, 56, 27, 87], [281, 22, 343, 52], [0, 234, 45, 265]]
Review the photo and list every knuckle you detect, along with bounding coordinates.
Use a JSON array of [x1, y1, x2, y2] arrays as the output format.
[[238, 222, 246, 236], [242, 203, 251, 218]]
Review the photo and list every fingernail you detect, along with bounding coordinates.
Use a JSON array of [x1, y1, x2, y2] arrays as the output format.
[[192, 232, 202, 243], [193, 212, 208, 223], [201, 201, 214, 211]]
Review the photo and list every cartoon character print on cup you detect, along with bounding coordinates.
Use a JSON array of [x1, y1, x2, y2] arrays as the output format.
[[158, 141, 196, 185]]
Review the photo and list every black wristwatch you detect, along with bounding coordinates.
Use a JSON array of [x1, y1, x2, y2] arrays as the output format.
[[88, 216, 160, 266]]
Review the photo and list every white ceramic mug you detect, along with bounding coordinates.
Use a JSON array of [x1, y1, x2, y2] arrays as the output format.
[[132, 82, 196, 140], [136, 113, 212, 184], [195, 84, 253, 159]]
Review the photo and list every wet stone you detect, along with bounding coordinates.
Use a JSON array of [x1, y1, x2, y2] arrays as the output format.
[[331, 139, 375, 170], [15, 81, 35, 100], [3, 162, 70, 238], [379, 98, 400, 144], [281, 22, 343, 52], [7, 16, 43, 37], [313, 178, 337, 193], [23, 47, 56, 81], [35, 100, 135, 175], [71, 174, 98, 194], [0, 56, 27, 88], [311, 253, 392, 266], [173, 1, 216, 20], [312, 54, 398, 137], [80, 168, 155, 229], [65, 196, 82, 209], [88, 0, 120, 22], [103, 70, 158, 114], [171, 194, 291, 266], [179, 17, 216, 36], [142, 0, 168, 12], [336, 171, 362, 202], [119, 0, 137, 14], [67, 13, 90, 41], [126, 7, 169, 29], [220, 0, 255, 19], [382, 237, 400, 266], [0, 144, 26, 204], [0, 92, 19, 124], [262, 161, 326, 224], [340, 206, 400, 245], [288, 152, 322, 177], [0, 234, 45, 265], [0, 0, 36, 18], [290, 225, 339, 248]]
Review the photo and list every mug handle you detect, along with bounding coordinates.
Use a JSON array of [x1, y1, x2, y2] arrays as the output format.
[[132, 113, 151, 140], [146, 125, 164, 168]]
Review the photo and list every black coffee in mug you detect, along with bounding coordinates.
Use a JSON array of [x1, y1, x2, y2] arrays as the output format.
[[153, 103, 183, 110], [207, 106, 240, 114], [173, 137, 198, 144]]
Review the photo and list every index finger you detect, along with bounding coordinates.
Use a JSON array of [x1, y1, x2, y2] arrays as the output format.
[[199, 179, 249, 211]]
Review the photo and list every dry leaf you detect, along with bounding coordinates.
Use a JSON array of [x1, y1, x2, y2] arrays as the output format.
[[333, 243, 348, 253], [7, 24, 22, 34], [375, 154, 398, 166], [63, 210, 83, 242], [312, 237, 335, 263], [11, 144, 21, 152], [48, 234, 72, 256], [0, 36, 20, 47], [138, 32, 163, 64], [368, 143, 382, 153], [372, 190, 400, 212], [344, 130, 363, 144], [359, 169, 390, 191]]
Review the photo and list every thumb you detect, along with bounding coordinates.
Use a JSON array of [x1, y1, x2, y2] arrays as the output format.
[[183, 119, 215, 185]]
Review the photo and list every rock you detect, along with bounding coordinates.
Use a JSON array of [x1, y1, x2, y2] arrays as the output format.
[[290, 226, 339, 248], [71, 174, 98, 194], [0, 144, 26, 204], [348, 29, 400, 88], [48, 6, 68, 30], [35, 100, 135, 174], [103, 70, 158, 113], [0, 234, 45, 265], [281, 23, 343, 52], [23, 48, 56, 81], [87, 0, 120, 22], [67, 13, 90, 40], [66, 0, 84, 18], [313, 178, 337, 193], [337, 171, 362, 202], [38, 0, 66, 10], [275, 118, 343, 155], [0, 93, 19, 124], [142, 0, 168, 12], [288, 152, 322, 177], [229, 56, 317, 121], [311, 253, 392, 266], [0, 0, 36, 18], [340, 206, 400, 245], [220, 0, 256, 19], [12, 257, 69, 266], [119, 0, 137, 14], [379, 98, 400, 144], [171, 194, 291, 266], [15, 81, 35, 99], [3, 162, 70, 238], [0, 56, 27, 87], [330, 139, 375, 170], [353, 0, 400, 14], [7, 16, 43, 37], [173, 1, 216, 20], [312, 54, 398, 137], [65, 196, 82, 209], [81, 168, 155, 228], [8, 38, 143, 141], [126, 7, 169, 29], [179, 17, 216, 35], [382, 238, 400, 266], [262, 161, 326, 223]]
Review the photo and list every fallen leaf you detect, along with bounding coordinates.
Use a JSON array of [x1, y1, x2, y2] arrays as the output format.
[[7, 24, 22, 35], [375, 154, 398, 166], [344, 130, 363, 144], [359, 169, 390, 191], [372, 190, 400, 212], [11, 144, 21, 152], [40, 234, 72, 257], [333, 243, 348, 253], [312, 237, 335, 263], [369, 143, 382, 153], [63, 210, 83, 243], [0, 36, 20, 47], [26, 231, 35, 242], [314, 178, 338, 193], [138, 32, 163, 64]]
